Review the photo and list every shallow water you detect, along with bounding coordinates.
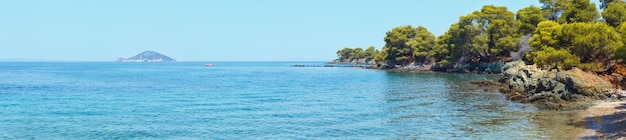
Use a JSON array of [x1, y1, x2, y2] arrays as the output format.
[[0, 62, 582, 139]]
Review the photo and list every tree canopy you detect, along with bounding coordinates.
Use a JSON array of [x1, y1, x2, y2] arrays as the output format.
[[529, 20, 624, 69], [602, 1, 626, 27], [333, 1, 626, 71], [380, 25, 435, 66], [336, 47, 371, 61], [600, 0, 621, 9], [558, 0, 599, 23], [540, 0, 567, 21], [437, 5, 521, 64], [517, 5, 548, 34]]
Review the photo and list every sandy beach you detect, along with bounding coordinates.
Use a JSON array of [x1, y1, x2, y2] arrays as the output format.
[[579, 101, 626, 139]]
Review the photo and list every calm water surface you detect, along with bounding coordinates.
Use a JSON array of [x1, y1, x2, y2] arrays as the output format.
[[0, 62, 580, 139]]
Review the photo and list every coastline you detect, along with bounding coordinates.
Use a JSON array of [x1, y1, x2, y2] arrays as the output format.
[[324, 61, 626, 139], [579, 100, 626, 139]]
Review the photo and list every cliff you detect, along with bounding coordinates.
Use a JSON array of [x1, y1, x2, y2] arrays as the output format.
[[117, 51, 177, 62]]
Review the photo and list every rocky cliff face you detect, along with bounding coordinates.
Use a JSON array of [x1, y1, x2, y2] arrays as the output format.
[[117, 51, 176, 62], [499, 61, 615, 110]]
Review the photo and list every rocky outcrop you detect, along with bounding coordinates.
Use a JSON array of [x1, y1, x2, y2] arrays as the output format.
[[499, 61, 615, 110], [117, 51, 176, 62], [555, 68, 613, 99]]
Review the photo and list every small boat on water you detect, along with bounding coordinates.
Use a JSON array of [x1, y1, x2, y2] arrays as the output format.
[[205, 64, 215, 67]]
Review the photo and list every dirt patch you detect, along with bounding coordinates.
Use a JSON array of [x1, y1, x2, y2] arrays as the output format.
[[601, 64, 626, 89]]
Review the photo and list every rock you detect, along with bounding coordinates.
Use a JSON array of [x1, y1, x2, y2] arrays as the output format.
[[501, 61, 546, 94], [499, 61, 616, 110], [469, 79, 505, 92], [609, 89, 626, 99], [117, 51, 176, 62], [555, 68, 613, 100]]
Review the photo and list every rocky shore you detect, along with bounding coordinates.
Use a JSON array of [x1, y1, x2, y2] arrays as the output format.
[[494, 61, 626, 110], [470, 61, 626, 138], [339, 59, 626, 111], [329, 58, 374, 65]]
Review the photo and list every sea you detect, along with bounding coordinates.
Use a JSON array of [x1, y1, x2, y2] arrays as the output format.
[[0, 62, 584, 139]]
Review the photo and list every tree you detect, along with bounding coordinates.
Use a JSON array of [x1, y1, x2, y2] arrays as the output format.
[[351, 48, 365, 59], [517, 5, 548, 34], [364, 46, 377, 59], [529, 21, 562, 51], [531, 20, 624, 69], [531, 46, 581, 69], [441, 5, 521, 64], [559, 22, 622, 62], [335, 47, 379, 63], [406, 26, 436, 63], [374, 48, 387, 64], [336, 48, 353, 60], [615, 21, 626, 63], [602, 1, 626, 27], [558, 0, 598, 23], [600, 0, 621, 9], [431, 33, 453, 66], [540, 0, 567, 21], [381, 25, 434, 66]]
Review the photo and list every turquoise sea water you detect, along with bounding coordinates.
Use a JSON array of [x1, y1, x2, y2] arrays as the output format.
[[0, 62, 573, 139]]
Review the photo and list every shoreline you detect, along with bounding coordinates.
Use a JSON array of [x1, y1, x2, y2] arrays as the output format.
[[578, 100, 626, 139]]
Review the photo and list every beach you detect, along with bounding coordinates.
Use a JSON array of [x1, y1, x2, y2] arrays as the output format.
[[580, 100, 626, 139]]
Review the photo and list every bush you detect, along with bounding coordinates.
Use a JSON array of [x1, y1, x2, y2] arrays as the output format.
[[532, 46, 580, 70], [576, 63, 605, 71], [615, 47, 626, 64]]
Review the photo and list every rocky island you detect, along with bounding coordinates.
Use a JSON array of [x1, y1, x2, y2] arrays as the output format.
[[117, 51, 177, 62]]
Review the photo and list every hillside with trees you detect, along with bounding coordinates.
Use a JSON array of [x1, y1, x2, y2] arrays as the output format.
[[335, 0, 626, 73]]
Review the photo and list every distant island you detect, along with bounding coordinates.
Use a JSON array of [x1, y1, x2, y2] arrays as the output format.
[[117, 51, 177, 62]]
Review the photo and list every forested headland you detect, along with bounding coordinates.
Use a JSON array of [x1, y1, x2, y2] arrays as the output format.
[[335, 0, 626, 73]]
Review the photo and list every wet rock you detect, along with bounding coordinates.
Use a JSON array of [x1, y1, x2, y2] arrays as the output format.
[[469, 79, 505, 92]]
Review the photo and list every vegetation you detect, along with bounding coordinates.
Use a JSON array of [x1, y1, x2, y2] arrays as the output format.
[[558, 0, 599, 23], [335, 46, 378, 63], [378, 25, 435, 66], [602, 1, 626, 27], [334, 0, 626, 71], [517, 5, 548, 34]]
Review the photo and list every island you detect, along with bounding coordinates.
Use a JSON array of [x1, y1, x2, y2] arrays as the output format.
[[117, 51, 177, 62]]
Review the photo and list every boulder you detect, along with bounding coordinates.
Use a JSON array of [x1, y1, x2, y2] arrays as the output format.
[[555, 68, 613, 100], [501, 61, 545, 93], [499, 61, 616, 110]]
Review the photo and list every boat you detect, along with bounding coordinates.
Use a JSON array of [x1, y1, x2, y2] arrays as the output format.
[[205, 64, 215, 67]]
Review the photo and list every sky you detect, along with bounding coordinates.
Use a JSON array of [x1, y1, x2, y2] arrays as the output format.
[[0, 0, 543, 62]]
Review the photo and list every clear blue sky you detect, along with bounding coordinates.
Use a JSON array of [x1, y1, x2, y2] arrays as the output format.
[[0, 0, 542, 61]]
